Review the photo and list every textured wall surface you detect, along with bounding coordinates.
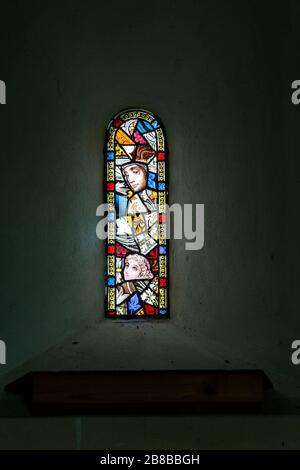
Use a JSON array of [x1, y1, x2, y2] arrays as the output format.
[[1, 0, 300, 414], [1, 415, 300, 450]]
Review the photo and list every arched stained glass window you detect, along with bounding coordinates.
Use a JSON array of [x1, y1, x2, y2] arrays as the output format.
[[104, 108, 169, 319]]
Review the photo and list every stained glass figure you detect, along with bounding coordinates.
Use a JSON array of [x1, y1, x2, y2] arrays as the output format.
[[104, 108, 169, 319]]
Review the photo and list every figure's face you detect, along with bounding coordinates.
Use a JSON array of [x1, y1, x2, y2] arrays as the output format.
[[124, 257, 142, 280], [123, 164, 147, 192]]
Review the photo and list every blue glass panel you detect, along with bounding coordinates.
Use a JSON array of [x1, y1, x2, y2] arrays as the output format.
[[128, 293, 142, 315], [137, 121, 153, 134], [147, 172, 157, 190], [116, 194, 128, 217]]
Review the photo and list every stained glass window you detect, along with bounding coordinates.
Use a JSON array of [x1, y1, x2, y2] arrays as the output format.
[[104, 108, 169, 319]]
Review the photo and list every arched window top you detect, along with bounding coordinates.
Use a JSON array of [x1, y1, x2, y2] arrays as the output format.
[[104, 108, 169, 319]]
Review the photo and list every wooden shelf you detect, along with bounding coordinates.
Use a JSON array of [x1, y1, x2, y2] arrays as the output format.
[[5, 370, 272, 415]]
